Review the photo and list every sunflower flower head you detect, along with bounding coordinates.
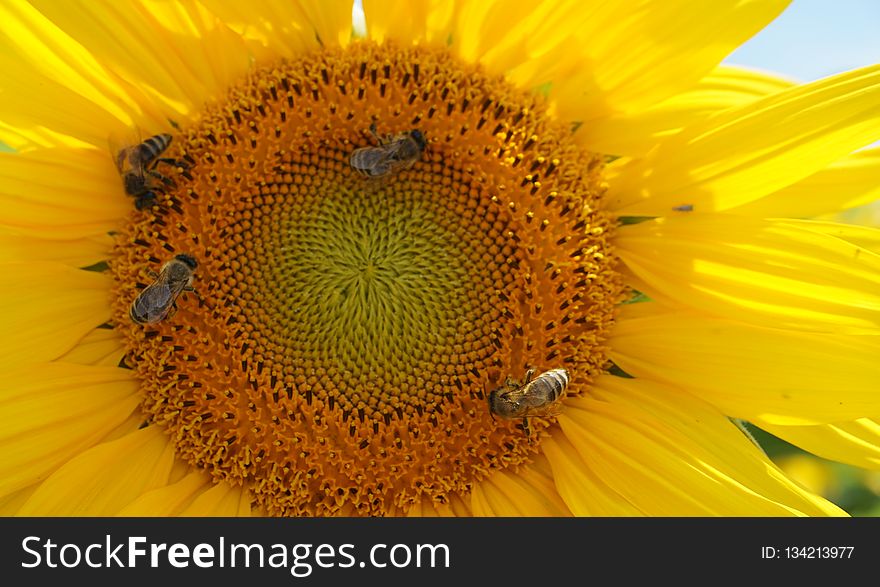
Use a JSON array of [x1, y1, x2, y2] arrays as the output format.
[[3, 0, 880, 517]]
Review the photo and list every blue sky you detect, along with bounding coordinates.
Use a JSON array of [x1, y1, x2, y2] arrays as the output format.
[[724, 0, 880, 80]]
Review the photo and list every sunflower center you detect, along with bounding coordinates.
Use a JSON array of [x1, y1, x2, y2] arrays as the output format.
[[110, 41, 622, 516]]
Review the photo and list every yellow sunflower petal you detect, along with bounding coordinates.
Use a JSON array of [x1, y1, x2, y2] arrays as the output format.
[[615, 216, 880, 334], [542, 435, 641, 516], [0, 231, 111, 266], [586, 65, 796, 156], [18, 426, 176, 516], [117, 471, 212, 516], [0, 148, 130, 238], [177, 481, 252, 516], [550, 0, 790, 124], [471, 463, 571, 516], [731, 148, 880, 217], [782, 219, 880, 255], [363, 0, 454, 45], [755, 418, 880, 471], [197, 0, 321, 59], [606, 64, 880, 215], [448, 1, 604, 88], [0, 123, 92, 152], [26, 0, 252, 123], [296, 0, 353, 47], [0, 484, 38, 516], [609, 306, 880, 425], [100, 411, 149, 445], [557, 375, 844, 516], [0, 263, 111, 368], [57, 327, 126, 367], [0, 1, 173, 148]]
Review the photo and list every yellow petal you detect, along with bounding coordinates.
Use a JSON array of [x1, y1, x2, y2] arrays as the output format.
[[0, 484, 38, 516], [0, 1, 171, 147], [756, 418, 880, 470], [0, 121, 93, 152], [615, 216, 880, 334], [296, 0, 353, 47], [117, 471, 212, 516], [471, 463, 571, 516], [177, 481, 252, 516], [26, 0, 252, 126], [57, 327, 126, 367], [731, 148, 880, 217], [0, 262, 111, 368], [449, 1, 606, 89], [606, 64, 880, 215], [586, 65, 796, 157], [363, 0, 455, 45], [0, 231, 111, 266], [197, 0, 321, 59], [0, 148, 130, 238], [100, 411, 150, 444], [542, 435, 641, 516], [782, 219, 880, 255], [17, 425, 177, 516], [551, 0, 790, 124], [609, 306, 880, 425], [556, 375, 844, 516]]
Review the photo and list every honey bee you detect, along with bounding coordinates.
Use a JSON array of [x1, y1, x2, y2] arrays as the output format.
[[349, 122, 427, 178], [112, 133, 183, 210], [129, 254, 198, 324], [488, 367, 569, 440]]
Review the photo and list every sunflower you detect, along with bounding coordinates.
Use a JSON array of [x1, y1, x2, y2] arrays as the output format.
[[2, 0, 879, 517]]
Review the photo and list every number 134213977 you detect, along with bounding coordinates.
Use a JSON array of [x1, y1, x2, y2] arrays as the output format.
[[761, 546, 854, 559]]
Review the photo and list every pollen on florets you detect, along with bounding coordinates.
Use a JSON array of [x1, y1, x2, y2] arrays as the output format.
[[110, 41, 622, 516]]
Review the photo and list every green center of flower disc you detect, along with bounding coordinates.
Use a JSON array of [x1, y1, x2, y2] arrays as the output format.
[[110, 41, 623, 516]]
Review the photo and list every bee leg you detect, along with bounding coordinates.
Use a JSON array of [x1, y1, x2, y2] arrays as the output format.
[[147, 169, 176, 188], [155, 157, 192, 170], [522, 418, 533, 444], [146, 269, 159, 279], [186, 286, 207, 308], [134, 192, 159, 211], [523, 367, 536, 384], [369, 122, 382, 144]]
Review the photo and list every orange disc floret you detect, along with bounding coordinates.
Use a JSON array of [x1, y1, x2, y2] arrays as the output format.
[[109, 41, 623, 516]]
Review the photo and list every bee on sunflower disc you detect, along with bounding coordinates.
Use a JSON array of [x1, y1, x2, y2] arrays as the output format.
[[112, 133, 185, 210], [129, 254, 198, 324], [349, 122, 427, 178], [488, 367, 569, 440]]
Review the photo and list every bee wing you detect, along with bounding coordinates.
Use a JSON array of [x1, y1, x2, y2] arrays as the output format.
[[499, 386, 526, 402], [351, 146, 395, 175], [135, 275, 193, 322], [107, 127, 144, 173], [522, 401, 564, 419], [383, 139, 412, 161], [131, 281, 172, 322]]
